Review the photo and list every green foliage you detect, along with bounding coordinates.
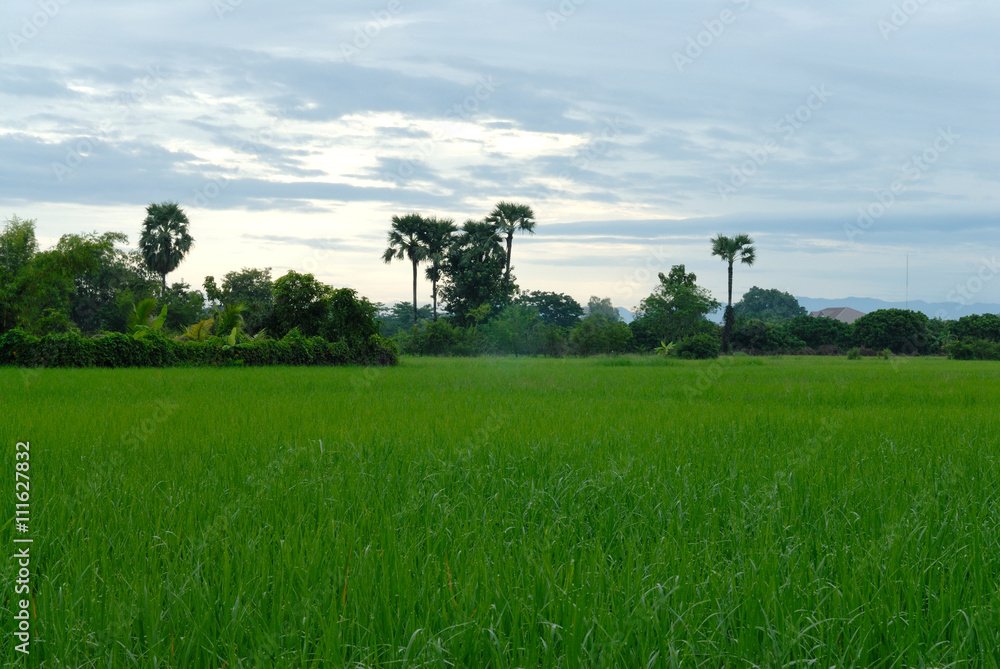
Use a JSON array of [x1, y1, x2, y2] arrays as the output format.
[[127, 298, 167, 338], [417, 217, 458, 321], [439, 220, 514, 325], [0, 214, 38, 277], [516, 291, 583, 328], [139, 202, 194, 290], [0, 326, 397, 368], [632, 265, 720, 351], [486, 200, 536, 288], [949, 313, 1000, 343], [585, 296, 620, 321], [733, 286, 806, 322], [569, 315, 634, 356], [731, 318, 806, 352], [377, 302, 432, 338], [675, 332, 722, 359], [270, 271, 331, 337], [323, 288, 381, 349], [161, 282, 206, 333], [786, 314, 854, 350], [480, 304, 547, 356], [852, 308, 930, 354], [944, 338, 1000, 360], [205, 267, 274, 334], [846, 347, 861, 360]]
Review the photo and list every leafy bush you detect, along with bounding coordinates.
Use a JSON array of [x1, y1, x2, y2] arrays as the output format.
[[675, 332, 721, 359], [0, 326, 397, 368], [852, 309, 930, 354], [731, 318, 806, 352], [949, 314, 1000, 343], [944, 338, 1000, 361], [786, 315, 853, 350], [569, 315, 634, 356]]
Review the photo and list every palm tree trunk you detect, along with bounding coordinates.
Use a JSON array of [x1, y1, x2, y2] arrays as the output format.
[[411, 259, 418, 327], [727, 261, 734, 308], [161, 273, 167, 293], [432, 280, 438, 321], [504, 234, 514, 288]]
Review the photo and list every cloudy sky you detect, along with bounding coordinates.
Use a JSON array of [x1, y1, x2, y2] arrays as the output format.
[[2, 0, 998, 311]]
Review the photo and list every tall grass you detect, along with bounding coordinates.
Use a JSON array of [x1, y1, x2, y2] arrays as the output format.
[[2, 357, 999, 667]]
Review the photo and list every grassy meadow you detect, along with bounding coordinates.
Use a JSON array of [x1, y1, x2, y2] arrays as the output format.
[[2, 356, 1000, 667]]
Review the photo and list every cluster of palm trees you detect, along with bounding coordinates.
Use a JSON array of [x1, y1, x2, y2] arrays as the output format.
[[382, 201, 536, 326]]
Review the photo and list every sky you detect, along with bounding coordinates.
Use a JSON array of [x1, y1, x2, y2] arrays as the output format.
[[2, 0, 998, 312]]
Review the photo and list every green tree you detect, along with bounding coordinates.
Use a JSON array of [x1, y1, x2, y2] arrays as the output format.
[[733, 286, 805, 322], [439, 220, 513, 325], [139, 202, 194, 292], [485, 201, 536, 290], [0, 215, 38, 277], [377, 302, 432, 338], [586, 296, 621, 321], [710, 233, 756, 352], [270, 271, 331, 337], [418, 217, 457, 321], [631, 265, 720, 351], [516, 291, 583, 328], [204, 267, 273, 334], [852, 309, 930, 354], [786, 314, 853, 350], [569, 315, 634, 356], [0, 226, 110, 334], [950, 314, 1000, 343], [70, 236, 159, 334], [382, 213, 428, 327], [161, 282, 207, 333]]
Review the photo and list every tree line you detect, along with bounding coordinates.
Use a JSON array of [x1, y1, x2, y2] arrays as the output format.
[[3, 203, 997, 365]]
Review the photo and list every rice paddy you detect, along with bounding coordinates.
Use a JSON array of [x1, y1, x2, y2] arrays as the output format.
[[2, 356, 999, 667]]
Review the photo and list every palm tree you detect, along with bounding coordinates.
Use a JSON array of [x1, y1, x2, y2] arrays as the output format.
[[139, 202, 194, 292], [485, 201, 536, 289], [710, 233, 756, 352], [418, 216, 457, 321], [382, 213, 428, 327]]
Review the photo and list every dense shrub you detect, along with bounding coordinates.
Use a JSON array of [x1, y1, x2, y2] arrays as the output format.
[[0, 327, 397, 368], [675, 332, 721, 359], [786, 315, 853, 350], [569, 315, 634, 356], [731, 318, 806, 352], [944, 338, 1000, 361], [949, 314, 1000, 343], [852, 309, 930, 354]]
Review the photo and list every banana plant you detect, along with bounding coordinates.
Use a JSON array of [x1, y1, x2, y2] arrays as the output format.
[[181, 319, 215, 342], [654, 340, 675, 356], [128, 298, 168, 339]]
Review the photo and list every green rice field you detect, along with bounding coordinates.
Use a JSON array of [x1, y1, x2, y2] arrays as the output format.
[[2, 356, 1000, 667]]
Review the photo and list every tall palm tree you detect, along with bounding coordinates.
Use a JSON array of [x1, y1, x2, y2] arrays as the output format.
[[710, 233, 756, 352], [418, 216, 457, 321], [139, 202, 194, 292], [382, 213, 428, 327], [485, 201, 536, 289]]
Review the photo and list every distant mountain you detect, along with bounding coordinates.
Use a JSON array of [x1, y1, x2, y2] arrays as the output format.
[[617, 307, 634, 324], [795, 296, 1000, 320]]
